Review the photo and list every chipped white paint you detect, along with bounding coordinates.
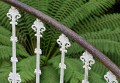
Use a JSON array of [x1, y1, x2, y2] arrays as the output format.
[[32, 19, 46, 83], [7, 6, 21, 83], [57, 34, 71, 83], [80, 51, 95, 83], [104, 71, 118, 83]]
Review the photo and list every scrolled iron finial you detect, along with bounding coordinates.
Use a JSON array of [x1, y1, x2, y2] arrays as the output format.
[[8, 72, 21, 83], [7, 6, 21, 25], [57, 34, 71, 83], [57, 34, 71, 53], [32, 19, 46, 37], [80, 51, 95, 70], [80, 51, 95, 83], [104, 71, 118, 83]]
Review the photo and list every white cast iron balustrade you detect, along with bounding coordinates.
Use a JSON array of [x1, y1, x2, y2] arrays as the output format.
[[5, 5, 119, 83], [7, 6, 21, 83], [80, 51, 95, 83], [57, 34, 71, 83], [104, 71, 118, 83], [32, 19, 46, 83]]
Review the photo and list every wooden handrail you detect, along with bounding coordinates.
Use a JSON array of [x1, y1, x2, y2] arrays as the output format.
[[1, 0, 120, 78]]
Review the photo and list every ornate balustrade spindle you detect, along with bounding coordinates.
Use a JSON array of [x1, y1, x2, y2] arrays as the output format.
[[57, 34, 71, 83], [80, 51, 95, 83], [7, 6, 21, 83], [32, 19, 46, 83], [104, 71, 118, 83]]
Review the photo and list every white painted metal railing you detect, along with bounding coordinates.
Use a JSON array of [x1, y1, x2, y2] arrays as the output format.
[[80, 51, 95, 83], [7, 6, 21, 83], [32, 19, 46, 83], [6, 6, 118, 83], [57, 34, 71, 83]]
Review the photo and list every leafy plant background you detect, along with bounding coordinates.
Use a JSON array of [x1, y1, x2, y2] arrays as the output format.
[[0, 0, 120, 83]]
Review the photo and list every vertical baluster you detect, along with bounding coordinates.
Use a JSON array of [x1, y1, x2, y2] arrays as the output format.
[[104, 71, 118, 83], [32, 19, 46, 83], [7, 6, 21, 83], [57, 34, 71, 83], [80, 51, 95, 83]]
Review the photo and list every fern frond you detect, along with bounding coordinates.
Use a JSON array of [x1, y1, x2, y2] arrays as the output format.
[[0, 34, 29, 57], [41, 66, 59, 83], [89, 71, 105, 83], [65, 58, 84, 83], [0, 2, 11, 30], [0, 45, 11, 59], [54, 0, 85, 21], [0, 26, 11, 37], [41, 27, 60, 56], [49, 55, 84, 82], [17, 56, 36, 82], [75, 14, 120, 34], [0, 26, 29, 58], [17, 56, 46, 82], [0, 34, 11, 46], [67, 42, 84, 57], [0, 45, 29, 60], [68, 39, 120, 66], [82, 28, 120, 42], [48, 0, 66, 17], [21, 0, 50, 13], [48, 55, 111, 83], [62, 0, 115, 27], [89, 39, 120, 65], [0, 61, 11, 83], [92, 60, 107, 76], [90, 60, 120, 82]]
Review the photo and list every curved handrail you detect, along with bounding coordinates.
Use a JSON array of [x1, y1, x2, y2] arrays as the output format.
[[1, 0, 120, 78]]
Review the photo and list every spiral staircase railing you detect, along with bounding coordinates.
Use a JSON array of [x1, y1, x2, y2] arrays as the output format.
[[1, 0, 120, 83]]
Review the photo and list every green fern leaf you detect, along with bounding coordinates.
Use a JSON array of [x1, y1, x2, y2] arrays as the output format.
[[62, 0, 115, 27], [0, 61, 11, 83], [41, 66, 59, 83], [49, 55, 84, 82]]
